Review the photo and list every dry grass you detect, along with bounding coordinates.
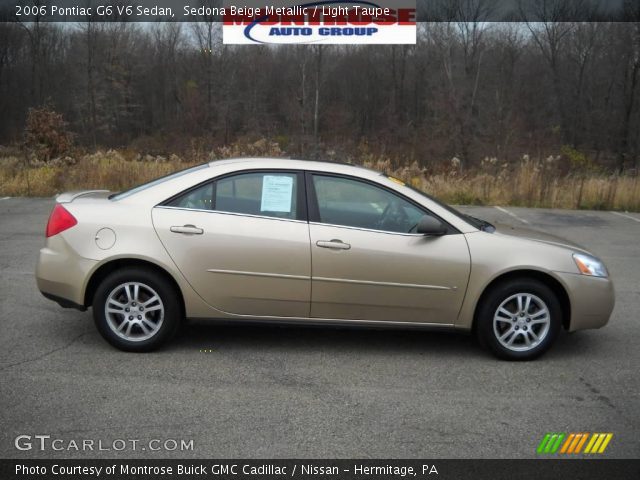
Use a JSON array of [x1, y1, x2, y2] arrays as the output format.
[[1, 146, 638, 211], [365, 156, 640, 212], [0, 153, 189, 198]]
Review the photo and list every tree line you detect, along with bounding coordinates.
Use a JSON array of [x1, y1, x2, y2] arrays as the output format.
[[0, 20, 639, 171]]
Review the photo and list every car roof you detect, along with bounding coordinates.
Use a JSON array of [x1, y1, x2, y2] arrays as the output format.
[[208, 157, 376, 175], [116, 157, 477, 233]]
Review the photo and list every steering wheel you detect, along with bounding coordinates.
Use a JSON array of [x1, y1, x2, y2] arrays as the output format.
[[377, 200, 409, 232]]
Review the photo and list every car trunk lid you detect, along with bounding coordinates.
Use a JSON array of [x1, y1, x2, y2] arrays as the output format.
[[55, 190, 111, 203]]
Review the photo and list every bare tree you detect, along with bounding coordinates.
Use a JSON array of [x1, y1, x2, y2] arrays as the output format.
[[1, 10, 639, 173], [80, 20, 101, 147], [191, 3, 223, 131], [617, 22, 640, 171], [313, 45, 323, 154]]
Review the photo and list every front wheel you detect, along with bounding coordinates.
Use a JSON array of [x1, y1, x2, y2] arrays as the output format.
[[476, 279, 562, 360], [93, 268, 181, 352]]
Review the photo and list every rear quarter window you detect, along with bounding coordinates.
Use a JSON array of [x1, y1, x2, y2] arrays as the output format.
[[111, 164, 209, 201]]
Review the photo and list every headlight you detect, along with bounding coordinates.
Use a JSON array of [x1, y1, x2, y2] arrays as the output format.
[[573, 253, 608, 277]]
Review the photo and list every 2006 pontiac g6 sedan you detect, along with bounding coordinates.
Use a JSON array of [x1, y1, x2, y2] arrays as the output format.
[[36, 158, 614, 360]]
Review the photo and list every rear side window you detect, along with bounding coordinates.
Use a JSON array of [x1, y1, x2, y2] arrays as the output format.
[[167, 171, 299, 221], [168, 183, 213, 210], [215, 172, 298, 220]]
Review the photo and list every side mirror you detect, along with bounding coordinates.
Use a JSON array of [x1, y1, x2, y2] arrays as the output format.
[[416, 215, 447, 236]]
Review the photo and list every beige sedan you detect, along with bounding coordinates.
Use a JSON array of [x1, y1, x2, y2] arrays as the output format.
[[36, 158, 614, 359]]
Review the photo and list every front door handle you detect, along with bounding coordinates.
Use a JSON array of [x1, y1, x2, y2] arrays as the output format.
[[316, 239, 351, 250], [170, 225, 204, 235]]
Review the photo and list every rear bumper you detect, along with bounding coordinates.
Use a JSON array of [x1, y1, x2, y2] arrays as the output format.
[[41, 292, 87, 311], [555, 272, 615, 331], [36, 235, 97, 308]]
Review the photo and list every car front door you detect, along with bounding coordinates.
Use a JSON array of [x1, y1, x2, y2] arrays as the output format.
[[152, 170, 311, 318], [307, 173, 470, 324]]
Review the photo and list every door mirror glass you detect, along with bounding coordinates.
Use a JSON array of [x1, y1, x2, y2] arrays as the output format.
[[416, 215, 447, 236]]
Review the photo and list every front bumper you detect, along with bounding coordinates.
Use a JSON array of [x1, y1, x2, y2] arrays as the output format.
[[555, 272, 615, 331], [36, 235, 97, 308]]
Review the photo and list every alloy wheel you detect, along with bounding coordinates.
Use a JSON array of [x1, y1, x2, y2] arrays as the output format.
[[104, 282, 164, 342], [493, 293, 551, 352]]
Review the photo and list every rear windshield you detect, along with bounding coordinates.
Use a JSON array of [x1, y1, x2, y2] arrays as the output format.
[[110, 164, 209, 200]]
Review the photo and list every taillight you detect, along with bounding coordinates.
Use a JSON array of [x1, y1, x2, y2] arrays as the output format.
[[46, 204, 78, 238]]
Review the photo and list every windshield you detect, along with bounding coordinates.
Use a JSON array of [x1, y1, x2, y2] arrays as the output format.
[[397, 179, 494, 231], [110, 163, 209, 200]]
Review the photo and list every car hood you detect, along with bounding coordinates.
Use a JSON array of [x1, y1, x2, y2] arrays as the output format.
[[493, 223, 590, 253]]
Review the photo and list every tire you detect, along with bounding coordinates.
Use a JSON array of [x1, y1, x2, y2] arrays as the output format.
[[92, 267, 181, 352], [476, 278, 562, 360]]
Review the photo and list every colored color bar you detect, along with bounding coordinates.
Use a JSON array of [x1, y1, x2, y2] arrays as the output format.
[[584, 433, 599, 453], [545, 434, 559, 453], [567, 434, 582, 454], [590, 433, 606, 453], [574, 432, 589, 453], [551, 433, 565, 453], [560, 433, 575, 453], [538, 431, 612, 455], [537, 433, 552, 454], [598, 434, 613, 453]]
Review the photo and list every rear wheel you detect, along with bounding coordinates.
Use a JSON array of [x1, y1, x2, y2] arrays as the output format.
[[476, 278, 562, 360], [92, 268, 181, 352]]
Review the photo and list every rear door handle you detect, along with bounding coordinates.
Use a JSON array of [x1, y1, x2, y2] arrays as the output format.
[[316, 239, 351, 250], [170, 225, 204, 235]]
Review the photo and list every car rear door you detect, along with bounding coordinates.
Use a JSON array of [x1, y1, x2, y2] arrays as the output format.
[[152, 170, 311, 318], [307, 173, 471, 324]]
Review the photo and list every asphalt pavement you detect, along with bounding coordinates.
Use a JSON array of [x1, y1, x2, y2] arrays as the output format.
[[0, 198, 638, 459]]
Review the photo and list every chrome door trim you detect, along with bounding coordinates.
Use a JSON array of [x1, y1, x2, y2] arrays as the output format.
[[314, 276, 454, 291], [155, 205, 308, 224], [207, 268, 310, 281], [309, 221, 428, 237]]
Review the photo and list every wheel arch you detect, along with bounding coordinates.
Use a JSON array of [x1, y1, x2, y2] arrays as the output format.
[[83, 258, 185, 317], [472, 269, 571, 331]]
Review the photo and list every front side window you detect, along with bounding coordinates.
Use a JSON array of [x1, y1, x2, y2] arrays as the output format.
[[312, 175, 425, 233], [215, 172, 298, 220]]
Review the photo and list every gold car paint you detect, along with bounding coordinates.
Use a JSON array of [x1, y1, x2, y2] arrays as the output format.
[[308, 222, 471, 324], [152, 207, 312, 318], [456, 231, 614, 330], [40, 198, 217, 318], [36, 158, 615, 332]]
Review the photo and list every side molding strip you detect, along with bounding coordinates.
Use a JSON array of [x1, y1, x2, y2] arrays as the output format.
[[207, 269, 310, 280], [314, 276, 453, 290], [207, 270, 454, 291]]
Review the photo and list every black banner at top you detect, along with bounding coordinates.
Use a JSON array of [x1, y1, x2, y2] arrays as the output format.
[[0, 0, 639, 23]]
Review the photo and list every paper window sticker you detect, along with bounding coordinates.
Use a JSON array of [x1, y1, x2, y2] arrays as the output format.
[[261, 175, 293, 212]]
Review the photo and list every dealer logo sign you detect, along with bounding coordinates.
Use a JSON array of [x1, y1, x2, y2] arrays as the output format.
[[223, 1, 416, 44]]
